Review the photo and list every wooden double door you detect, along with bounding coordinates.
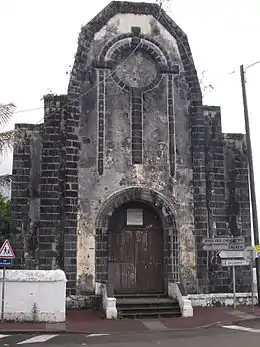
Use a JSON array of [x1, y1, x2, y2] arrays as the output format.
[[108, 202, 164, 294]]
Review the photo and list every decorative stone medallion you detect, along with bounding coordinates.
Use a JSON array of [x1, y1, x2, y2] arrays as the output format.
[[114, 51, 158, 89]]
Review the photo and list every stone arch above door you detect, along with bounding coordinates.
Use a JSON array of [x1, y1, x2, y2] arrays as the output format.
[[95, 186, 179, 288]]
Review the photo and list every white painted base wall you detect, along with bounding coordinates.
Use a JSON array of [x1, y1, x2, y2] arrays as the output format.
[[0, 270, 67, 322], [188, 292, 258, 307], [168, 282, 193, 317], [101, 283, 117, 319]]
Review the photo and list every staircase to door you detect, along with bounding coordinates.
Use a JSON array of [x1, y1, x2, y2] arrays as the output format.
[[116, 293, 181, 318]]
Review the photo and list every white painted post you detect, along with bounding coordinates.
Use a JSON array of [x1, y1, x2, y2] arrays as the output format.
[[232, 265, 236, 309], [1, 267, 6, 322]]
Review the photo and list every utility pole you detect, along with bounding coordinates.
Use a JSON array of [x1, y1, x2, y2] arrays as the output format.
[[240, 64, 260, 305]]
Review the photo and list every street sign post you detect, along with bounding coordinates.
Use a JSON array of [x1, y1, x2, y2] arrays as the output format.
[[0, 259, 12, 267], [202, 237, 246, 309], [222, 258, 250, 309], [0, 240, 15, 323], [243, 246, 256, 262], [202, 237, 245, 251], [221, 259, 250, 267], [242, 246, 256, 312], [219, 251, 244, 259]]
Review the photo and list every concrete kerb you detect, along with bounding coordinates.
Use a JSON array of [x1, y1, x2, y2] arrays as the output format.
[[1, 316, 260, 335]]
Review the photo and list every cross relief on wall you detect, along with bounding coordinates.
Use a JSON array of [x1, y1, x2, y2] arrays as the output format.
[[96, 28, 179, 176]]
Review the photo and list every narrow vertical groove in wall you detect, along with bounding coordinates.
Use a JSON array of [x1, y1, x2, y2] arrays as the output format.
[[131, 89, 143, 164], [168, 74, 175, 176], [97, 69, 105, 175]]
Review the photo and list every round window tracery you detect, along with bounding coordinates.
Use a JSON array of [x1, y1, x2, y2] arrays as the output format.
[[114, 51, 158, 89]]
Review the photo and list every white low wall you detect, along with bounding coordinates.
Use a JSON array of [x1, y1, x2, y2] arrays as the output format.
[[101, 283, 117, 319], [168, 282, 193, 317], [0, 269, 67, 322], [188, 292, 258, 307]]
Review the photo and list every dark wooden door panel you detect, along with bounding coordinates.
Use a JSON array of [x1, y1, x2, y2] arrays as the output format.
[[135, 229, 163, 293], [108, 230, 135, 262], [108, 262, 136, 293], [108, 203, 164, 294]]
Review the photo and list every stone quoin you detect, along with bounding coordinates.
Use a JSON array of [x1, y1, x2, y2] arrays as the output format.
[[11, 1, 251, 297]]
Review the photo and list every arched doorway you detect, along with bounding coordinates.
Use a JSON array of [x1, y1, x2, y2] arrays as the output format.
[[107, 201, 164, 294]]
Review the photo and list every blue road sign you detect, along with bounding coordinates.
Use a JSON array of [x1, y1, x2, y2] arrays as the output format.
[[0, 258, 12, 267]]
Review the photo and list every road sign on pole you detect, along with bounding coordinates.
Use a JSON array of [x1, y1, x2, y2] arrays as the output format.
[[202, 237, 245, 251], [221, 259, 250, 267], [243, 246, 256, 262], [0, 239, 15, 323], [219, 250, 244, 259], [0, 240, 15, 259], [240, 246, 256, 313], [0, 259, 12, 267]]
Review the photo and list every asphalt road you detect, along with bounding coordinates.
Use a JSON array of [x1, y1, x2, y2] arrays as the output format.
[[2, 321, 260, 346]]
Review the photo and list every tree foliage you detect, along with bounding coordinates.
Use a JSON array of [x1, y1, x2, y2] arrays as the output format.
[[0, 103, 24, 188], [0, 194, 14, 242]]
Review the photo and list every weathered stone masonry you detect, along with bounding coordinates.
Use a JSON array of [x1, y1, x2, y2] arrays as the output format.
[[11, 1, 251, 296]]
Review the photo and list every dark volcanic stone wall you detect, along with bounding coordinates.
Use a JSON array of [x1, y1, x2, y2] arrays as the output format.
[[204, 109, 251, 293], [39, 95, 67, 273], [11, 123, 42, 269], [204, 107, 230, 293], [223, 134, 251, 292]]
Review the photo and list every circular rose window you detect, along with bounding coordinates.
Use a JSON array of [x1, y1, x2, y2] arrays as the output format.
[[115, 51, 158, 89]]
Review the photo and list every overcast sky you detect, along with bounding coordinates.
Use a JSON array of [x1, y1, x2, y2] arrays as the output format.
[[1, 0, 260, 231]]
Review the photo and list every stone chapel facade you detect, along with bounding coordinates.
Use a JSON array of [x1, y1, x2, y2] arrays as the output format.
[[11, 1, 252, 296]]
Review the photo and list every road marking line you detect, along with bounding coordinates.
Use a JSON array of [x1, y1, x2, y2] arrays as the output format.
[[222, 325, 260, 333], [17, 334, 58, 344], [87, 333, 110, 337], [0, 334, 9, 339]]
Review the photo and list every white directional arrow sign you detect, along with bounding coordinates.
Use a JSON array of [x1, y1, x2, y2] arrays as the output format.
[[202, 237, 245, 251], [218, 250, 244, 259], [221, 259, 250, 267]]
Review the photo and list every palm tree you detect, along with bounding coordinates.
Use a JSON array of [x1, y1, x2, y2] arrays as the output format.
[[0, 103, 23, 188]]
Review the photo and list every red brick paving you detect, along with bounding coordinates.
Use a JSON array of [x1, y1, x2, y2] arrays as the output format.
[[236, 304, 260, 316], [161, 307, 233, 329], [0, 307, 258, 333], [66, 309, 147, 332]]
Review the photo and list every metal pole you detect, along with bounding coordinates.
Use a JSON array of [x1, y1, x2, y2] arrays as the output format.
[[1, 267, 6, 322], [240, 64, 260, 305], [251, 258, 255, 312], [233, 265, 236, 309]]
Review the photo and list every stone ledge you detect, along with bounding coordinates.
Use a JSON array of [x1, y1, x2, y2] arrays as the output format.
[[0, 270, 67, 282], [66, 295, 100, 309], [189, 293, 258, 307]]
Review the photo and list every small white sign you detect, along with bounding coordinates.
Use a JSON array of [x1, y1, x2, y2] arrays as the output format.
[[219, 250, 244, 259], [127, 209, 143, 226], [221, 259, 250, 267]]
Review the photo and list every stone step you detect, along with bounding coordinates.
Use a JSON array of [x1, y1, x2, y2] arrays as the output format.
[[118, 309, 181, 318], [116, 297, 178, 305], [115, 292, 166, 298], [118, 304, 180, 312], [116, 294, 181, 319]]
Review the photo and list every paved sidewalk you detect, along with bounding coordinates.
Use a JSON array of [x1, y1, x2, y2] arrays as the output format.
[[0, 306, 260, 334]]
